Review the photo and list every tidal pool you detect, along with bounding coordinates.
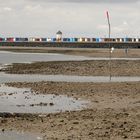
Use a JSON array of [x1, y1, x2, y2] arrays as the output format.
[[0, 72, 140, 83], [0, 131, 42, 140], [0, 85, 88, 113]]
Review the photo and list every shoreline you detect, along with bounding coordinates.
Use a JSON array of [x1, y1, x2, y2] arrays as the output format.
[[0, 47, 140, 58]]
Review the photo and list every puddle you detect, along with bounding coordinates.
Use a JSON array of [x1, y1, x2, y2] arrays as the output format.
[[0, 72, 140, 83], [0, 85, 88, 113], [0, 131, 42, 140]]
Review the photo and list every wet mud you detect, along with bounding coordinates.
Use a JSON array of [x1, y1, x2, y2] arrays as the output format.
[[0, 81, 139, 140], [2, 60, 140, 76]]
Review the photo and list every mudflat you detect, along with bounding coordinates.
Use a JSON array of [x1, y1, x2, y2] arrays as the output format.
[[0, 81, 140, 140], [2, 60, 140, 76], [0, 48, 140, 140]]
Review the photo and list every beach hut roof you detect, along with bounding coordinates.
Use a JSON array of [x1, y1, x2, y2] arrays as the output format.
[[56, 31, 62, 34]]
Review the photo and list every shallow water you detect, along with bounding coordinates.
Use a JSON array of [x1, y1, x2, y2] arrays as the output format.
[[0, 51, 140, 65], [0, 131, 41, 140], [0, 72, 140, 83], [0, 51, 94, 64], [0, 85, 88, 113]]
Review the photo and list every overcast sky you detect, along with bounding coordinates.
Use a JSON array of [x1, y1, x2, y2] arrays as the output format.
[[0, 0, 140, 38]]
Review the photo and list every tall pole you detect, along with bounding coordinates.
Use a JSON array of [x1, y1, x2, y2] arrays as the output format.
[[106, 11, 111, 81]]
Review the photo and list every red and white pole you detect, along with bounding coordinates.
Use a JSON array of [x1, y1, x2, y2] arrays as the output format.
[[106, 11, 112, 81]]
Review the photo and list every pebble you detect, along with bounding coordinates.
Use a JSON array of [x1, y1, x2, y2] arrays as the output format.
[[37, 136, 43, 140]]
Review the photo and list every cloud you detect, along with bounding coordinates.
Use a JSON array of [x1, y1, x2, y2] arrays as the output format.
[[0, 0, 139, 37], [30, 0, 140, 3], [3, 7, 12, 11]]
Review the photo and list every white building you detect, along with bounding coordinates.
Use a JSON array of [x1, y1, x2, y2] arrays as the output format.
[[56, 31, 62, 41]]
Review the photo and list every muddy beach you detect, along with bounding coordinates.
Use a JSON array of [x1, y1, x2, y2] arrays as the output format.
[[0, 81, 140, 139], [0, 49, 140, 140], [2, 60, 140, 76]]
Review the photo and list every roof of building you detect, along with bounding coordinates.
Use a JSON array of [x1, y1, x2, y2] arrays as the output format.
[[56, 31, 62, 35]]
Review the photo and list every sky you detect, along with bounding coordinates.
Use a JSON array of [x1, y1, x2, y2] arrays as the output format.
[[0, 0, 140, 38]]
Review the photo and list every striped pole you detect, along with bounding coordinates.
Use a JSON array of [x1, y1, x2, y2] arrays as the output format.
[[106, 11, 112, 81]]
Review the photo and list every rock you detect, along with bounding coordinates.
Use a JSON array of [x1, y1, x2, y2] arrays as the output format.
[[73, 121, 79, 124], [49, 103, 54, 106], [0, 113, 13, 118], [1, 119, 7, 123], [37, 136, 43, 140], [134, 136, 140, 138], [60, 120, 64, 122], [88, 132, 94, 135], [8, 93, 14, 96], [122, 135, 128, 139]]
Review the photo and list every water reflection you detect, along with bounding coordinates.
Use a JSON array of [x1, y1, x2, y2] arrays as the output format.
[[0, 85, 88, 113]]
